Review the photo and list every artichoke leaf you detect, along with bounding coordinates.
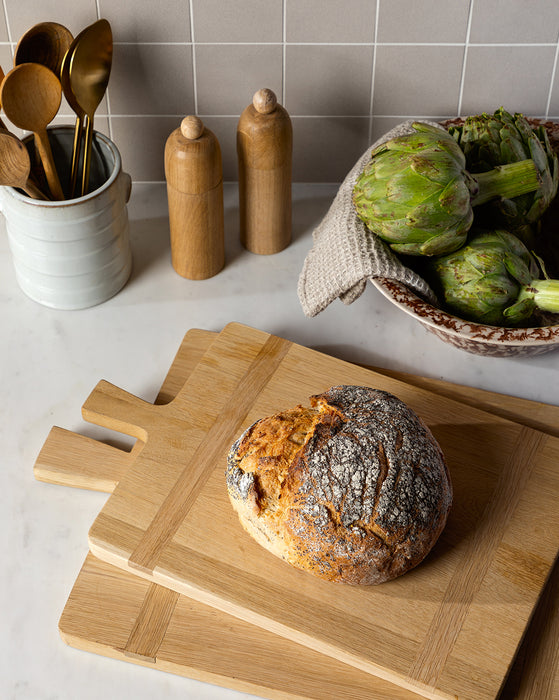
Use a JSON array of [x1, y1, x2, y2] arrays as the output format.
[[419, 231, 467, 256], [503, 252, 533, 285], [384, 169, 441, 204], [527, 134, 550, 174], [502, 297, 536, 323], [409, 150, 463, 184], [437, 177, 472, 215], [365, 149, 409, 178]]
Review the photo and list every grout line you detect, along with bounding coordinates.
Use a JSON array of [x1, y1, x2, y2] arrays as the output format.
[[0, 39, 557, 49], [456, 0, 475, 116], [189, 0, 199, 114], [99, 40, 559, 48], [368, 0, 380, 144], [102, 113, 370, 119], [97, 113, 481, 120]]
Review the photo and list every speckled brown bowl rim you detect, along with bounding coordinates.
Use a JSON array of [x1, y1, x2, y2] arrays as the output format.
[[372, 277, 559, 347]]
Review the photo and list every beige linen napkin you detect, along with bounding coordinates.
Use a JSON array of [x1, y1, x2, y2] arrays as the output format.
[[298, 121, 442, 317]]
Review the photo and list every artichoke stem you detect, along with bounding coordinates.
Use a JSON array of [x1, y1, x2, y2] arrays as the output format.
[[519, 279, 559, 313], [470, 160, 541, 207]]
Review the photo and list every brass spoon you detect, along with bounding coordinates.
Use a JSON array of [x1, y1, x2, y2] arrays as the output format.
[[60, 42, 85, 198], [0, 63, 65, 200], [69, 19, 112, 196], [0, 128, 48, 199], [0, 65, 8, 130], [14, 22, 73, 79]]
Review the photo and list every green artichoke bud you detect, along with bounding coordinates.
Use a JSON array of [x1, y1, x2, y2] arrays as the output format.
[[353, 122, 543, 256], [449, 107, 558, 233], [431, 229, 559, 326]]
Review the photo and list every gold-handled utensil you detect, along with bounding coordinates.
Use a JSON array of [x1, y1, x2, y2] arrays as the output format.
[[60, 42, 86, 198], [0, 64, 9, 130], [68, 19, 112, 197], [0, 128, 48, 199], [14, 22, 73, 79], [0, 63, 64, 200]]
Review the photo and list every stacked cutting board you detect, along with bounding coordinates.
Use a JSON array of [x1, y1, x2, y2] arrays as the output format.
[[34, 322, 559, 700]]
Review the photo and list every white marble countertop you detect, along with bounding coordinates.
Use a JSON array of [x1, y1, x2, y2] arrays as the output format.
[[2, 182, 558, 700]]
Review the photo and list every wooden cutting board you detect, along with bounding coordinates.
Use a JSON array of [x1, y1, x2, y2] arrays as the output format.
[[37, 328, 559, 699], [80, 322, 559, 700], [52, 329, 425, 700]]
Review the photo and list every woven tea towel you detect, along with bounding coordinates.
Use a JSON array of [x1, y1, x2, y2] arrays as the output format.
[[298, 120, 441, 317]]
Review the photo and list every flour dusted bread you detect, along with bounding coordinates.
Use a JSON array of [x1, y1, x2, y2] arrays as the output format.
[[226, 385, 452, 585]]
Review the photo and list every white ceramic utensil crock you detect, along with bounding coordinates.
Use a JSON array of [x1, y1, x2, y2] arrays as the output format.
[[0, 126, 132, 309]]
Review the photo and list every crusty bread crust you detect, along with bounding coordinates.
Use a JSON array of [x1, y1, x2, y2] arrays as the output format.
[[226, 385, 452, 585]]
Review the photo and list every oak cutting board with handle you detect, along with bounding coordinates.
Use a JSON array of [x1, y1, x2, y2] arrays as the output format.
[[51, 329, 425, 700], [37, 328, 559, 699], [82, 322, 559, 700]]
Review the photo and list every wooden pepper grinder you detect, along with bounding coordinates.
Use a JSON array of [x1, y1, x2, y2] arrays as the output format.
[[164, 115, 225, 279], [237, 88, 292, 255]]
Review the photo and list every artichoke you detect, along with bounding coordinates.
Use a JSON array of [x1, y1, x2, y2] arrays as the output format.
[[449, 107, 558, 234], [430, 229, 559, 326], [353, 122, 542, 256]]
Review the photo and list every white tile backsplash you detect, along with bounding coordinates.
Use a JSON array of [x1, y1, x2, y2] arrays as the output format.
[[1, 0, 558, 182]]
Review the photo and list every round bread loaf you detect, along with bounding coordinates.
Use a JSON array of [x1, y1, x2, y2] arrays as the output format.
[[226, 385, 452, 585]]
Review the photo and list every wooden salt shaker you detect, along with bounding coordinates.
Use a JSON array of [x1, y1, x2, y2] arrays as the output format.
[[237, 88, 292, 255], [164, 115, 224, 279]]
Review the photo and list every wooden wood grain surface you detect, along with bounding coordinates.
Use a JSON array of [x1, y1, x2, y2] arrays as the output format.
[[40, 328, 559, 699], [80, 323, 559, 700], [165, 118, 224, 279]]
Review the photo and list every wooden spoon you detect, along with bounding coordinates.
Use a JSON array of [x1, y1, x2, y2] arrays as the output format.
[[0, 128, 48, 199], [14, 22, 73, 79], [0, 63, 65, 200], [68, 19, 112, 196]]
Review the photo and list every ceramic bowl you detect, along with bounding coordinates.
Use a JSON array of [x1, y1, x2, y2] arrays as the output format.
[[371, 117, 559, 357], [372, 277, 559, 357]]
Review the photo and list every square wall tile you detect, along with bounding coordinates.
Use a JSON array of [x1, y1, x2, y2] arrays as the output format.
[[111, 116, 179, 181], [370, 115, 446, 144], [196, 44, 282, 115], [377, 0, 469, 43], [108, 44, 194, 116], [470, 0, 559, 44], [286, 0, 376, 43], [370, 116, 415, 143], [4, 0, 98, 44], [192, 0, 282, 42], [0, 14, 9, 42], [0, 44, 13, 78], [373, 45, 463, 116], [98, 0, 190, 42], [285, 45, 374, 115], [461, 46, 555, 116], [199, 116, 240, 182], [57, 92, 109, 118], [291, 117, 370, 182], [51, 113, 109, 135]]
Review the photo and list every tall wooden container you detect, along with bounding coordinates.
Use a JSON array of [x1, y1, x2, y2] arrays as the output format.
[[164, 116, 224, 279], [237, 88, 292, 255]]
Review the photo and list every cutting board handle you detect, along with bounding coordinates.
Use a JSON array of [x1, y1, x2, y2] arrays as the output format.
[[82, 380, 159, 441], [34, 425, 133, 492]]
